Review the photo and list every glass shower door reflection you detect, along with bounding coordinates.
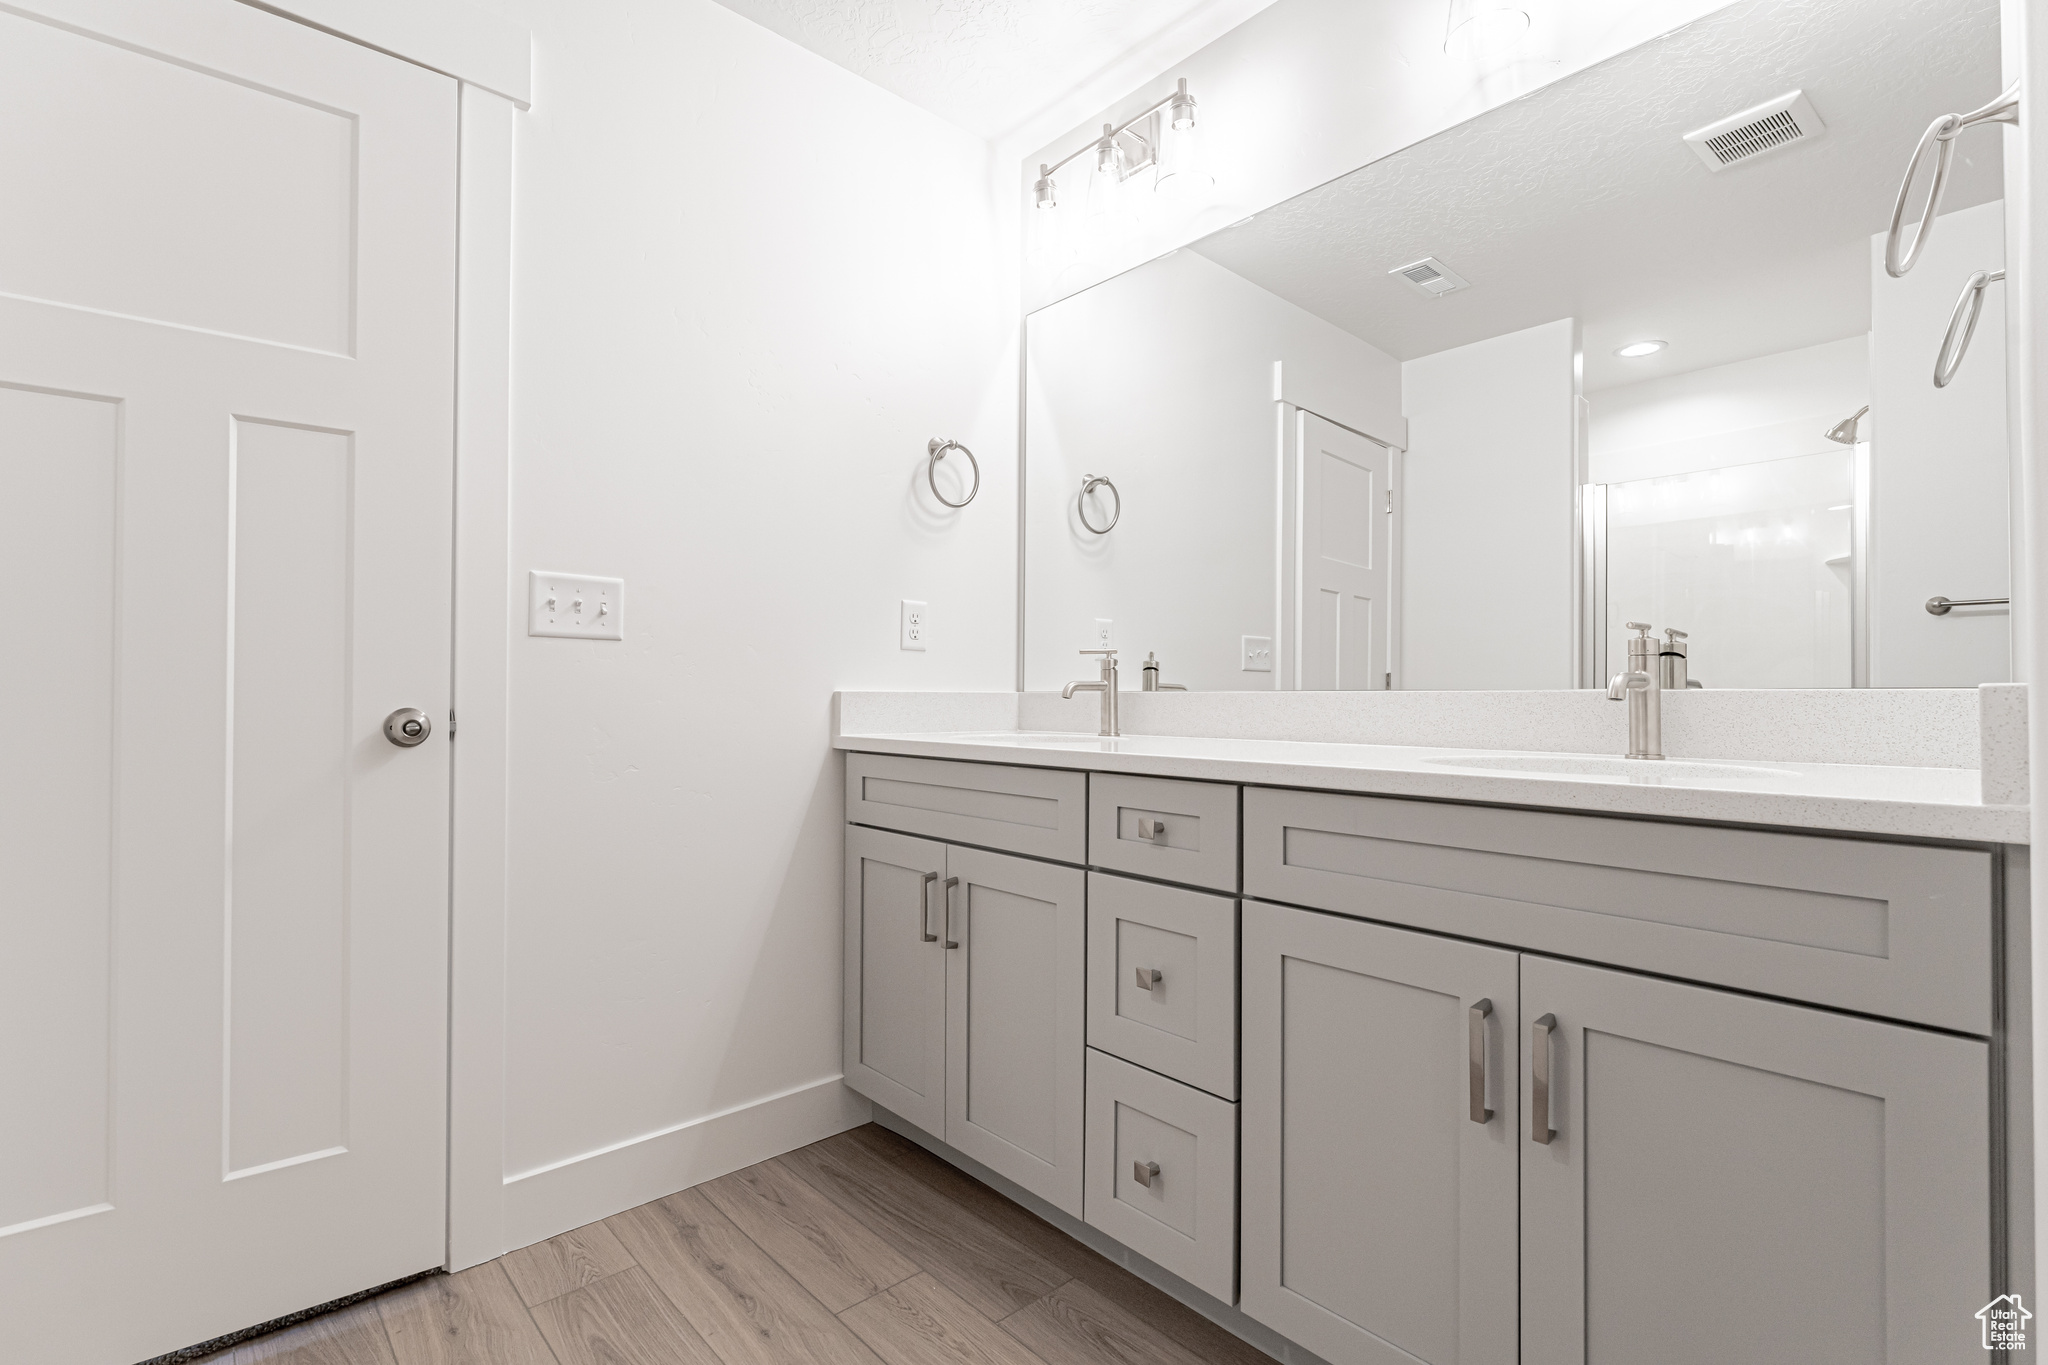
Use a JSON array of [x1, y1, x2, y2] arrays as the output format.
[[1604, 451, 1854, 689]]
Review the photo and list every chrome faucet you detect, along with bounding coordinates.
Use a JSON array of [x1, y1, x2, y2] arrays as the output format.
[[1659, 628, 1703, 689], [1607, 622, 1664, 759], [1063, 648, 1120, 736], [1140, 651, 1187, 692]]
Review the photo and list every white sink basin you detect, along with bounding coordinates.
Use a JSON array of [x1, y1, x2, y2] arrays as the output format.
[[1425, 754, 1791, 782]]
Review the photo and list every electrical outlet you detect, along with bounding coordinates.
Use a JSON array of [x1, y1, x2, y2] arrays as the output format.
[[1093, 618, 1114, 648], [1241, 635, 1274, 672], [901, 600, 928, 651], [529, 571, 624, 640]]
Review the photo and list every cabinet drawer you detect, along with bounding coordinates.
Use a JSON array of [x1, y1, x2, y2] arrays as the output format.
[[1084, 1049, 1237, 1304], [847, 752, 1087, 864], [1244, 787, 1993, 1034], [1089, 773, 1238, 891], [1087, 873, 1237, 1099]]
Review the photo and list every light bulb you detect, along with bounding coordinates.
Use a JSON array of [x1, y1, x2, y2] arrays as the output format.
[[1094, 124, 1124, 180], [1155, 85, 1208, 199]]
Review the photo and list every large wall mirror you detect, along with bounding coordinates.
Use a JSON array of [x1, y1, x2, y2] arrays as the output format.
[[1022, 0, 2009, 692]]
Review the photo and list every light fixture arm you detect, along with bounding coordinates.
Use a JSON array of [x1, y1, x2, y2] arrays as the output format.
[[1036, 80, 1196, 191]]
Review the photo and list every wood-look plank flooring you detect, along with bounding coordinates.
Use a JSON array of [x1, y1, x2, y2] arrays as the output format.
[[197, 1124, 1276, 1365]]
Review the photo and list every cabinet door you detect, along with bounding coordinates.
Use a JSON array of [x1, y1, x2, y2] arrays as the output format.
[[945, 844, 1087, 1217], [1242, 900, 1519, 1365], [1521, 955, 1989, 1365], [843, 826, 948, 1133]]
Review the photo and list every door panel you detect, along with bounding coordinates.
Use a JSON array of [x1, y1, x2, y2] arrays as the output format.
[[842, 827, 948, 1134], [1242, 900, 1518, 1365], [1297, 413, 1392, 691], [945, 845, 1086, 1216], [1520, 955, 1989, 1365], [0, 3, 456, 1360], [0, 383, 117, 1236]]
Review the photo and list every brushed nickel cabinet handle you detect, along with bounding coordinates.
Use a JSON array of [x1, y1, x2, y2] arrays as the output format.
[[1469, 998, 1493, 1124], [1137, 816, 1168, 844], [942, 876, 960, 950], [1135, 968, 1162, 991], [1531, 1013, 1557, 1144], [1133, 1160, 1160, 1188], [919, 871, 939, 942]]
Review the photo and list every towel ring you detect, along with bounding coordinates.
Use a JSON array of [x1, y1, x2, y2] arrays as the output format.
[[1886, 82, 2019, 278], [1935, 268, 2005, 388], [926, 438, 979, 508], [1078, 474, 1120, 534]]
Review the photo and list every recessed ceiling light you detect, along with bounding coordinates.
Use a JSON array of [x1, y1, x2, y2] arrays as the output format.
[[1616, 340, 1666, 358]]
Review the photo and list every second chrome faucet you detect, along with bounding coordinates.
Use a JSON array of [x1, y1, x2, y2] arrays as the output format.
[[1064, 648, 1120, 736]]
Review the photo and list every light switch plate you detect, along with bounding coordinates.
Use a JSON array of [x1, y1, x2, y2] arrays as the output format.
[[1241, 635, 1273, 672], [530, 571, 624, 640], [901, 599, 928, 651]]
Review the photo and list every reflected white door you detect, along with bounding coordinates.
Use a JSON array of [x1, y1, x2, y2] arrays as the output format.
[[0, 4, 456, 1362], [1297, 412, 1392, 690]]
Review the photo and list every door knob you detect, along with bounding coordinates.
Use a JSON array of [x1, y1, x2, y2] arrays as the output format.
[[383, 707, 433, 747]]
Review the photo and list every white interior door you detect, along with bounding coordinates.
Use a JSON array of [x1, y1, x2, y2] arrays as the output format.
[[0, 4, 457, 1361], [1297, 412, 1393, 690]]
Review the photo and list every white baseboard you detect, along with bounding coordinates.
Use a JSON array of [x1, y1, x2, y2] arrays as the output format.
[[502, 1077, 871, 1251]]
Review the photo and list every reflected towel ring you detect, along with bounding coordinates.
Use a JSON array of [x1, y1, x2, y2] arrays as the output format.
[[1885, 82, 2019, 278], [1078, 474, 1120, 534], [926, 438, 979, 508], [1934, 268, 2005, 388]]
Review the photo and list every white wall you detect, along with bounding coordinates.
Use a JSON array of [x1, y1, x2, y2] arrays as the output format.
[[1024, 249, 1398, 691], [1401, 319, 1578, 689], [1588, 336, 1870, 485], [1868, 197, 2011, 686], [1023, 0, 1737, 310], [472, 0, 1016, 1246]]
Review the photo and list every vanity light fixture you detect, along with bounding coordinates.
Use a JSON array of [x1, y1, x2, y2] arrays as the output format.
[[1616, 340, 1667, 358], [1034, 78, 1198, 213]]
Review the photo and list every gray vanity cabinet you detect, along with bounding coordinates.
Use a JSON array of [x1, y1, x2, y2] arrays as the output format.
[[841, 820, 1087, 1218], [1519, 955, 1989, 1365], [1241, 899, 1521, 1365]]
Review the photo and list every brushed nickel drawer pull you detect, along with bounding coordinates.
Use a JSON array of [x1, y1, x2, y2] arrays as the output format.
[[1133, 1160, 1160, 1188], [1135, 967, 1162, 991], [1469, 998, 1493, 1124], [942, 876, 960, 949], [919, 871, 939, 942], [1532, 1013, 1557, 1144], [1137, 816, 1168, 844]]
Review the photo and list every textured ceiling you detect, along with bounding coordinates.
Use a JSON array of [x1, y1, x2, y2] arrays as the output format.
[[705, 0, 1270, 141], [1187, 0, 2003, 391]]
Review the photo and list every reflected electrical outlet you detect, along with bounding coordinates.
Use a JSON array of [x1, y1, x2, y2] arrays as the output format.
[[1241, 636, 1273, 672]]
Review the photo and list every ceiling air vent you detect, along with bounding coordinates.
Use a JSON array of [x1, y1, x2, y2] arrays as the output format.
[[1683, 90, 1825, 171], [1390, 256, 1470, 298]]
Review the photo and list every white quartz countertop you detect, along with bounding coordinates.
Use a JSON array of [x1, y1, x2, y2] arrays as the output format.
[[833, 728, 2028, 844]]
